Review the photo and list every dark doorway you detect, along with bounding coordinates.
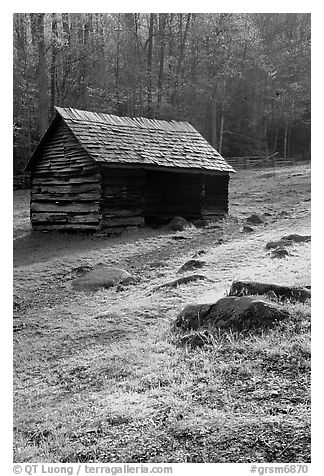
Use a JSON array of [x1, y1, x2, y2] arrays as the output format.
[[144, 170, 202, 224]]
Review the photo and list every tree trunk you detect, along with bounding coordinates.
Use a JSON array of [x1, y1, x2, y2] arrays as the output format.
[[219, 115, 224, 154], [49, 13, 58, 119], [273, 126, 279, 154], [33, 13, 48, 137], [264, 118, 269, 155], [146, 13, 155, 117], [211, 96, 218, 148], [115, 14, 121, 112], [284, 118, 288, 158], [61, 13, 70, 103], [166, 15, 174, 104], [157, 14, 166, 113], [81, 14, 90, 108], [287, 120, 291, 158], [171, 13, 191, 107]]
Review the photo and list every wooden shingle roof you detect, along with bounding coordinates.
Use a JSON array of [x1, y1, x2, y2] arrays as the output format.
[[28, 107, 235, 173]]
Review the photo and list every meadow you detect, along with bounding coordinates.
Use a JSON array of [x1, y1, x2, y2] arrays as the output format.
[[13, 164, 311, 463]]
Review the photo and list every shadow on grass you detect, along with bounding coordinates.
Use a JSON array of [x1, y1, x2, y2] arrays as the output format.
[[13, 227, 174, 268]]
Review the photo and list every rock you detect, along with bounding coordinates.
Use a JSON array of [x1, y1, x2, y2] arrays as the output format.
[[167, 216, 190, 231], [281, 234, 311, 243], [229, 280, 311, 303], [172, 304, 212, 330], [153, 274, 208, 292], [170, 235, 188, 241], [266, 239, 293, 249], [246, 214, 266, 225], [72, 266, 136, 292], [172, 296, 289, 332], [192, 219, 209, 228], [177, 259, 206, 273], [266, 234, 311, 249], [242, 225, 254, 233], [271, 248, 289, 259]]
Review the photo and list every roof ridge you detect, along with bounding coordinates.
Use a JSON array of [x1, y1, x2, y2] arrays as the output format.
[[55, 106, 195, 133]]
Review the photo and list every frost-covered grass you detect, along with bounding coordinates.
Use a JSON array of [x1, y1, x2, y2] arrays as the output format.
[[13, 164, 311, 462]]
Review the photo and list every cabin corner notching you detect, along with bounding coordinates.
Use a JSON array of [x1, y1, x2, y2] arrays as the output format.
[[25, 107, 235, 232]]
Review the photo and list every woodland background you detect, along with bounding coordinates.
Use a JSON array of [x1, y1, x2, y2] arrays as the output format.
[[13, 13, 311, 174]]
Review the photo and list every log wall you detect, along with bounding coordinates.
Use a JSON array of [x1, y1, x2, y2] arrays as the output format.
[[30, 120, 101, 231], [100, 167, 145, 232]]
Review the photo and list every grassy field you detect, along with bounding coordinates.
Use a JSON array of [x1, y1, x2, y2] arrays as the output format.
[[13, 164, 311, 463]]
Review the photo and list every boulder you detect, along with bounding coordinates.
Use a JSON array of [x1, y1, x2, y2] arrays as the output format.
[[281, 234, 311, 243], [177, 259, 206, 274], [242, 225, 254, 233], [173, 303, 212, 330], [271, 248, 289, 259], [246, 214, 266, 225], [266, 239, 293, 249], [167, 216, 190, 231], [229, 280, 311, 303], [72, 266, 136, 292], [172, 296, 289, 332], [266, 234, 311, 250]]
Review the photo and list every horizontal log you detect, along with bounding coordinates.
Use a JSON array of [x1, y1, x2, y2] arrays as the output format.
[[37, 157, 93, 166], [32, 223, 99, 231], [32, 183, 101, 194], [32, 213, 100, 224], [32, 192, 100, 201], [32, 170, 100, 180], [32, 213, 68, 223], [31, 202, 100, 213], [32, 175, 100, 185]]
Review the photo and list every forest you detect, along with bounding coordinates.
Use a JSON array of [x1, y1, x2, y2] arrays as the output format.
[[13, 13, 311, 174]]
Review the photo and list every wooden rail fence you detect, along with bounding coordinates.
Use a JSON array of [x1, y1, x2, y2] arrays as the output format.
[[225, 156, 309, 169]]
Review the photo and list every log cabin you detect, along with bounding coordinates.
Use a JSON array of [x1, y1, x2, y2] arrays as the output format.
[[25, 107, 235, 232]]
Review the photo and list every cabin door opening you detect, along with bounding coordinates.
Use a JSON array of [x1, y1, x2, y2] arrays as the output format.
[[143, 170, 202, 225]]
